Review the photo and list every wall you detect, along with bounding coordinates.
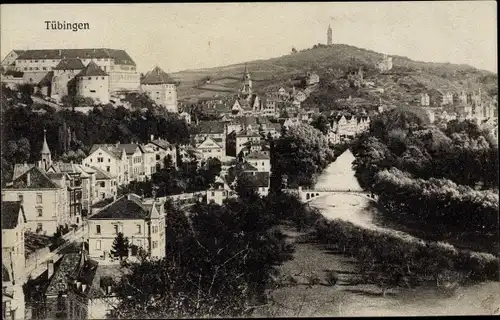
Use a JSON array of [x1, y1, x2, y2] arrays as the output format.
[[2, 189, 66, 235], [83, 148, 127, 185], [77, 76, 109, 104], [141, 83, 178, 113]]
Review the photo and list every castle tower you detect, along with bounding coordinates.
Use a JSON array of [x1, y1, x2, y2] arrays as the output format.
[[240, 63, 252, 96], [40, 129, 52, 171], [327, 25, 332, 45]]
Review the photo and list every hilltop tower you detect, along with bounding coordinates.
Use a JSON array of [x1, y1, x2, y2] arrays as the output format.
[[327, 25, 332, 45], [240, 63, 252, 96], [39, 129, 52, 171]]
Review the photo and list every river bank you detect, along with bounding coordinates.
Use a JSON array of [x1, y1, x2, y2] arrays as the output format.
[[266, 148, 500, 316]]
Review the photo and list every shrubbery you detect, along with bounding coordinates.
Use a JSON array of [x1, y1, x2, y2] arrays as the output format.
[[315, 218, 500, 288]]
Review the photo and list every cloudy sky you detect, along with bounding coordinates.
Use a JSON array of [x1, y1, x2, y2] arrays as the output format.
[[1, 2, 497, 73]]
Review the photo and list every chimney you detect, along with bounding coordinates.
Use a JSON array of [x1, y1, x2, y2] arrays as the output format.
[[150, 134, 154, 142], [47, 260, 54, 279], [82, 284, 87, 292], [107, 286, 112, 295], [26, 172, 31, 187], [76, 281, 81, 290]]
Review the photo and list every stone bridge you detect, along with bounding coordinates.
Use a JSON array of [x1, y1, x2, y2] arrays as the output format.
[[284, 187, 378, 203]]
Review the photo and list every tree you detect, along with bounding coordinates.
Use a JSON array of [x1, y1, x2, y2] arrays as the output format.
[[310, 114, 330, 135], [111, 232, 130, 261]]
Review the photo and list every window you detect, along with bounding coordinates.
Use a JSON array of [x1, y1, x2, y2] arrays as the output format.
[[36, 194, 42, 204], [137, 239, 142, 247], [106, 166, 110, 172], [37, 223, 43, 231], [100, 182, 105, 188], [114, 225, 118, 234], [95, 240, 101, 250], [136, 225, 141, 234], [96, 225, 101, 234], [37, 208, 43, 217], [97, 157, 104, 163], [90, 159, 93, 162], [211, 192, 215, 197], [88, 77, 91, 80], [102, 77, 105, 80], [108, 158, 111, 162]]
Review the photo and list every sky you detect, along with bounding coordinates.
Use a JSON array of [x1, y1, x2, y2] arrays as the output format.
[[1, 2, 497, 74]]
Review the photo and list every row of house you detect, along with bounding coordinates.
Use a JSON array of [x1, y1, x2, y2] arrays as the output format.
[[418, 89, 489, 107], [327, 114, 371, 143]]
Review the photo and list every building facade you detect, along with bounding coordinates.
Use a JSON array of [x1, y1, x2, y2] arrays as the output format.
[[140, 66, 178, 113]]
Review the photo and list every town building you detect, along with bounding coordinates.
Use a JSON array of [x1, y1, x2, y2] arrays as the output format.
[[195, 136, 225, 161], [144, 136, 178, 170], [179, 111, 192, 124], [234, 129, 262, 157], [3, 165, 70, 235], [2, 258, 25, 320], [244, 151, 271, 173], [237, 171, 270, 197], [376, 55, 393, 72], [419, 93, 430, 106], [206, 176, 235, 205], [92, 167, 117, 201], [86, 194, 166, 261], [140, 66, 178, 113], [2, 201, 27, 282], [83, 144, 128, 186], [10, 48, 139, 93]]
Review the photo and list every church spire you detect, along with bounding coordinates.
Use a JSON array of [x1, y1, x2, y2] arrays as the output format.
[[40, 129, 52, 171]]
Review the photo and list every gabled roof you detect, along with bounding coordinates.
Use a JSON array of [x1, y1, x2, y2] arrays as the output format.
[[245, 151, 270, 160], [76, 61, 108, 77], [91, 166, 114, 180], [235, 161, 258, 172], [6, 166, 61, 189], [88, 144, 124, 160], [38, 71, 54, 86], [141, 66, 176, 85], [115, 144, 142, 155], [236, 128, 260, 137], [12, 164, 35, 181], [17, 48, 135, 66], [1, 201, 26, 230], [196, 136, 223, 149], [46, 253, 93, 297], [88, 194, 156, 220], [54, 58, 85, 70], [197, 121, 226, 135], [149, 139, 172, 150]]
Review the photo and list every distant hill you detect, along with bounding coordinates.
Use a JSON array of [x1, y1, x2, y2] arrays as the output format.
[[171, 43, 497, 101]]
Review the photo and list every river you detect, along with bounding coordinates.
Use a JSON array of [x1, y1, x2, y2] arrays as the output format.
[[308, 149, 500, 316]]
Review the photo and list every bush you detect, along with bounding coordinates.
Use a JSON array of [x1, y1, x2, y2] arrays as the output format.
[[325, 270, 339, 286]]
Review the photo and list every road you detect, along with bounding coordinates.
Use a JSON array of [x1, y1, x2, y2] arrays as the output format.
[[18, 226, 85, 283]]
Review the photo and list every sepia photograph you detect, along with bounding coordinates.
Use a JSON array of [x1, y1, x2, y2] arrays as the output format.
[[0, 2, 498, 319]]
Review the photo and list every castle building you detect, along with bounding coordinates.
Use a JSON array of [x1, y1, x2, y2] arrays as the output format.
[[327, 25, 332, 45], [75, 61, 110, 104], [50, 58, 85, 99], [9, 48, 139, 93], [140, 66, 178, 113], [240, 63, 252, 97]]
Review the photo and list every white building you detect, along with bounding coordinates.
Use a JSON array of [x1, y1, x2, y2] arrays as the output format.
[[195, 137, 224, 161], [244, 151, 271, 173], [83, 145, 128, 186], [2, 201, 27, 282], [10, 48, 139, 93], [140, 66, 178, 113], [86, 194, 166, 261], [75, 61, 110, 104]]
